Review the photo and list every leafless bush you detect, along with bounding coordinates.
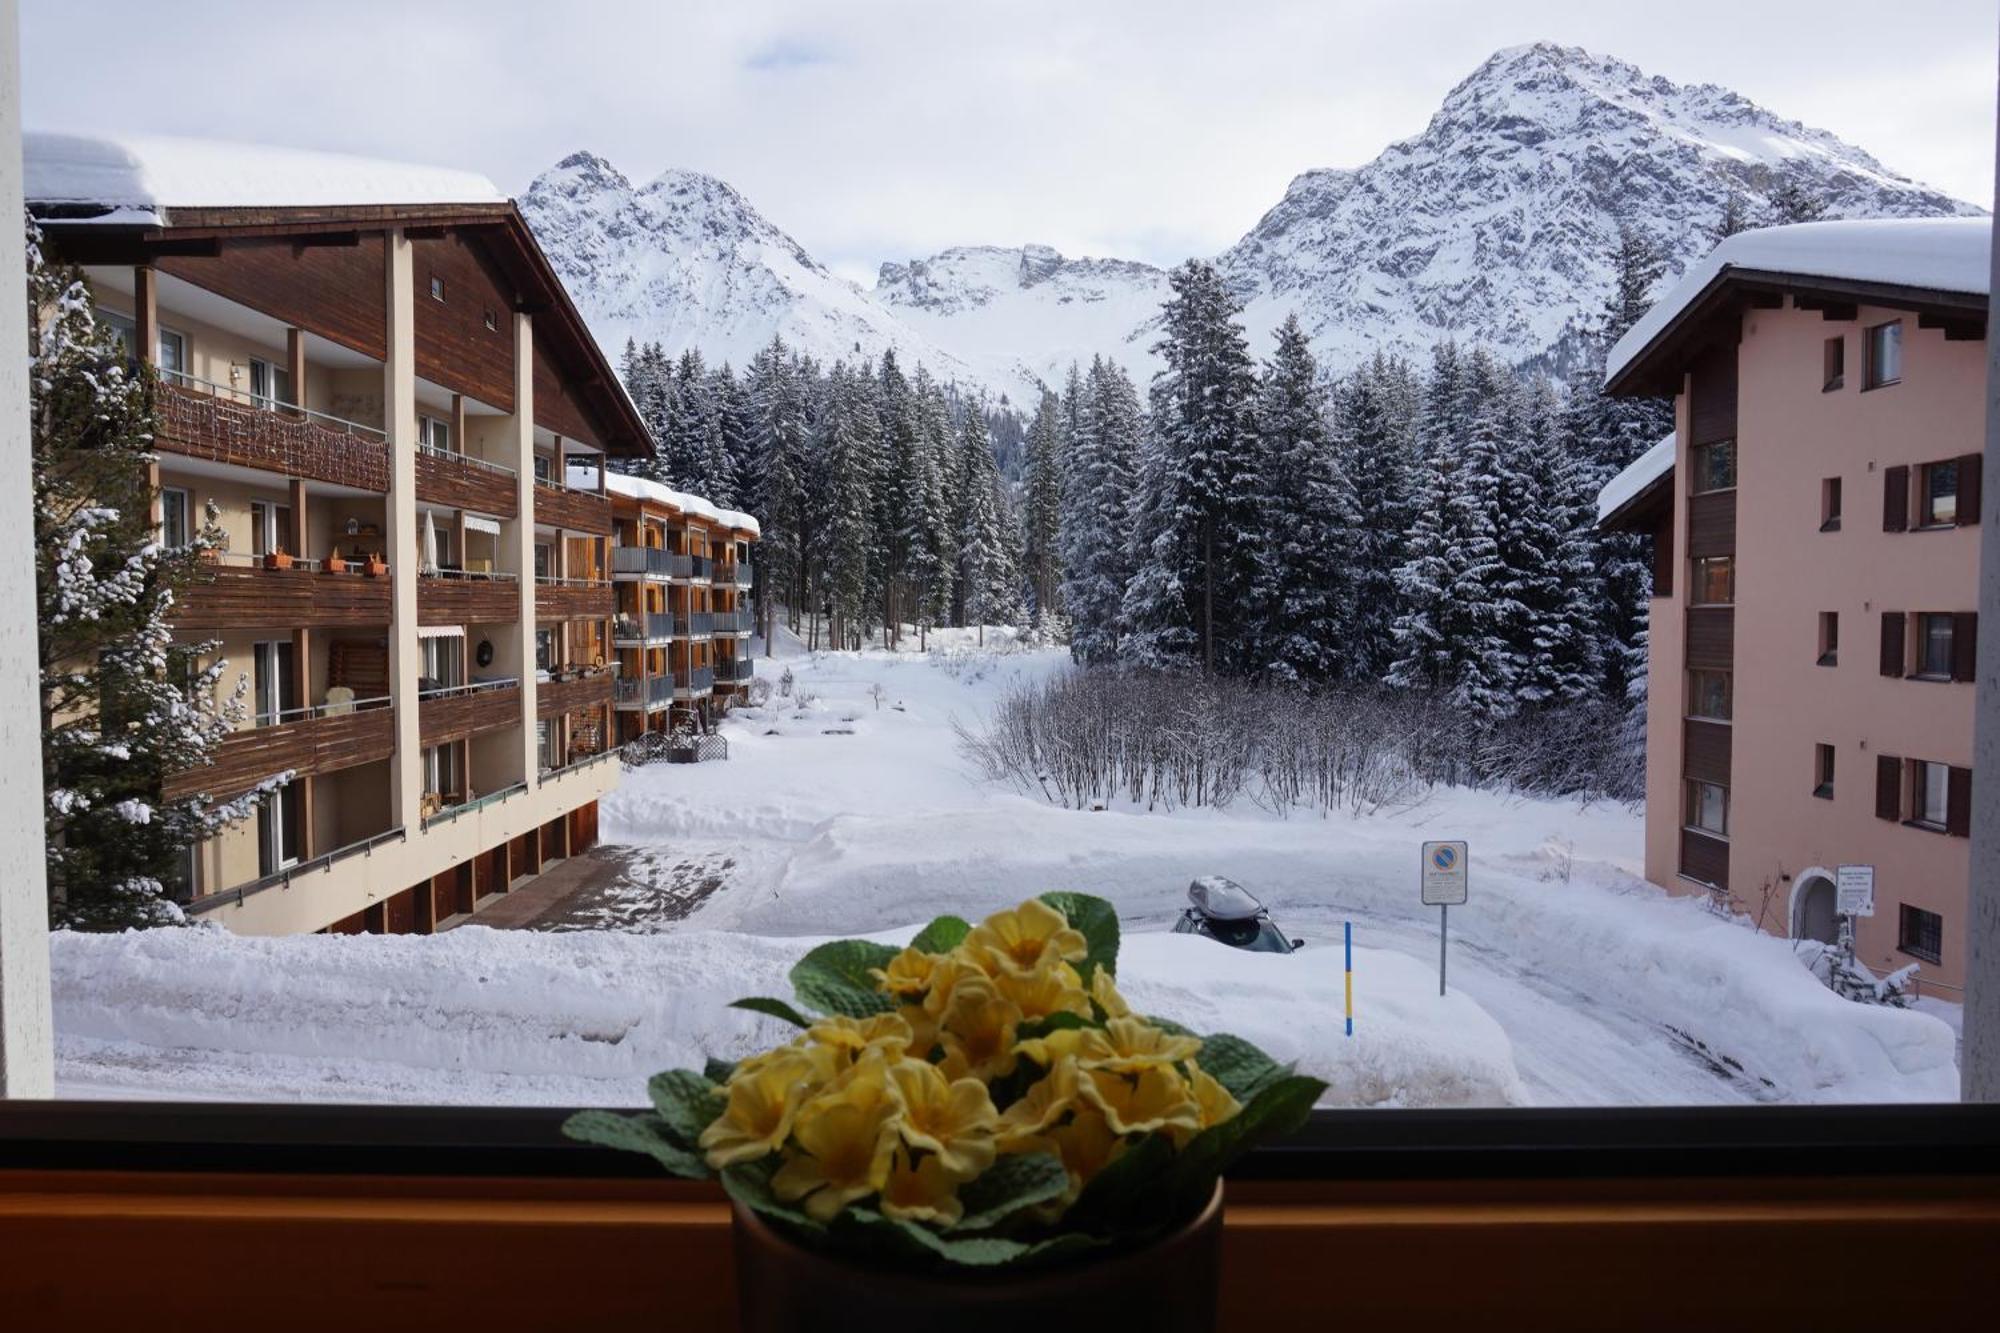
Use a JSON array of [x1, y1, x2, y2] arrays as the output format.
[[957, 668, 1644, 816]]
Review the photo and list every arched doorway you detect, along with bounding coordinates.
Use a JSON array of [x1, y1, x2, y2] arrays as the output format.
[[1792, 871, 1839, 944]]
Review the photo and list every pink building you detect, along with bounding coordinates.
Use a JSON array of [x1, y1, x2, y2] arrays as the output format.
[[1601, 219, 1989, 994]]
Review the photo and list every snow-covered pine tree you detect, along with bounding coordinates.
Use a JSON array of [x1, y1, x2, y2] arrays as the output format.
[[957, 397, 1020, 642], [1059, 356, 1142, 664], [747, 337, 810, 637], [1334, 352, 1420, 680], [1501, 377, 1603, 706], [1253, 313, 1356, 683], [1021, 389, 1066, 636], [1767, 177, 1830, 226], [1123, 259, 1261, 675], [29, 225, 274, 929], [908, 370, 959, 645], [1445, 348, 1524, 718]]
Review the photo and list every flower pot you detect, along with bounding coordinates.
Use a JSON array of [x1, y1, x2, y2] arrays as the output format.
[[730, 1183, 1222, 1333]]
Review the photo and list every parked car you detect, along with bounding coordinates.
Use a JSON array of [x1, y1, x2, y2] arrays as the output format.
[[1171, 876, 1303, 954]]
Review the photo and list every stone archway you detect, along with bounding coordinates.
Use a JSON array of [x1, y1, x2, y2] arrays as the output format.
[[1791, 869, 1839, 945]]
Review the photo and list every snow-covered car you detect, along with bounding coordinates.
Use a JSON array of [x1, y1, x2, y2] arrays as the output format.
[[1171, 876, 1302, 954]]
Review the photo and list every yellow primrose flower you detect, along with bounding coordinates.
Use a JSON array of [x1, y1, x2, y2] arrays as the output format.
[[1188, 1062, 1241, 1129], [887, 1058, 1000, 1179], [1011, 1105, 1127, 1205], [920, 953, 979, 1017], [897, 1003, 939, 1058], [1015, 1024, 1093, 1070], [1090, 967, 1131, 1019], [1088, 1017, 1202, 1074], [806, 1012, 914, 1064], [770, 1059, 902, 1222], [997, 1056, 1080, 1149], [870, 947, 936, 1000], [994, 960, 1091, 1022], [879, 1148, 965, 1227], [936, 975, 1023, 1083], [1077, 1064, 1203, 1138], [964, 899, 1088, 977], [699, 1051, 819, 1168]]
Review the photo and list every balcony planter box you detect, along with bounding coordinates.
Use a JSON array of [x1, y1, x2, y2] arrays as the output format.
[[263, 551, 294, 571], [731, 1181, 1222, 1333], [364, 555, 389, 577]]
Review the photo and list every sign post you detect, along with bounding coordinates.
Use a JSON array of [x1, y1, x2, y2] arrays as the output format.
[[1420, 840, 1469, 996], [1835, 864, 1875, 970], [1344, 921, 1354, 1037]]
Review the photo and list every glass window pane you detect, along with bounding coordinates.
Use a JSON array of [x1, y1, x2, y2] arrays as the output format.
[[1924, 462, 1958, 525]]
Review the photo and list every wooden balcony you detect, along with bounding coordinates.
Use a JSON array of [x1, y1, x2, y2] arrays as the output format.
[[162, 704, 393, 803], [415, 448, 518, 519], [419, 682, 522, 746], [155, 379, 389, 492], [175, 562, 392, 633], [535, 579, 614, 622], [537, 670, 614, 719], [533, 480, 612, 535], [418, 574, 520, 626]]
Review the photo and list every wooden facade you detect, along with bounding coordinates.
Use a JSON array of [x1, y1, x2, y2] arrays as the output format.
[[418, 685, 522, 747], [411, 233, 517, 413], [418, 576, 520, 626], [158, 235, 390, 362], [533, 483, 612, 535], [162, 707, 393, 803], [175, 565, 392, 632], [534, 581, 614, 622], [155, 381, 390, 492], [536, 671, 613, 719], [414, 450, 518, 519]]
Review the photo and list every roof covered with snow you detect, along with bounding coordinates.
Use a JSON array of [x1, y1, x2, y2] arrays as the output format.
[[1597, 432, 1676, 527], [605, 471, 760, 536], [24, 131, 506, 221], [1607, 218, 1991, 388]]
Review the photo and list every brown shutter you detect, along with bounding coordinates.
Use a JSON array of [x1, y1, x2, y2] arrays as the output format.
[[1948, 765, 1973, 837], [1883, 465, 1909, 532], [1954, 611, 1979, 682], [1958, 453, 1982, 528], [1875, 754, 1903, 821], [1879, 611, 1905, 677]]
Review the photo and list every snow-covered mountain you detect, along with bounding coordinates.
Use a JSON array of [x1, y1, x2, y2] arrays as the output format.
[[522, 42, 1981, 405]]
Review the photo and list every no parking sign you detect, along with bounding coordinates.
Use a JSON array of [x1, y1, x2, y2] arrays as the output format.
[[1421, 840, 1468, 996]]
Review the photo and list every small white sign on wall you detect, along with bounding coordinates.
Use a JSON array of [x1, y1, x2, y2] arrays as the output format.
[[1836, 864, 1876, 918]]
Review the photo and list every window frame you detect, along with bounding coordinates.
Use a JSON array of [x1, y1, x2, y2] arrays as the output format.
[[1897, 903, 1943, 966], [1915, 613, 1956, 681], [1813, 743, 1836, 801], [1691, 439, 1736, 495], [1820, 477, 1842, 532], [1688, 669, 1732, 722], [1822, 335, 1845, 392], [1910, 759, 1951, 831], [159, 485, 191, 550], [1686, 779, 1729, 838], [1818, 611, 1838, 668], [1690, 556, 1734, 608], [1864, 319, 1902, 390]]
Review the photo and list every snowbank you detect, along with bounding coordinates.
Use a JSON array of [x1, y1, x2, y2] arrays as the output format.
[[1607, 217, 1991, 383], [606, 470, 761, 536], [50, 923, 1524, 1108], [1597, 432, 1674, 524], [24, 132, 504, 220]]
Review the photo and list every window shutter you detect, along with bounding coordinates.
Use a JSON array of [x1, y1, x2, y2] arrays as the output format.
[[1875, 754, 1902, 822], [1882, 465, 1909, 532], [1958, 453, 1983, 527], [1948, 765, 1973, 837], [1954, 612, 1979, 682], [1879, 611, 1905, 678]]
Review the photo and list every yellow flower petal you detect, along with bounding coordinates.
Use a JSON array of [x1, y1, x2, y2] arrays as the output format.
[[997, 1056, 1080, 1149], [964, 899, 1089, 977], [888, 1059, 1000, 1180], [1086, 1017, 1202, 1074], [698, 1051, 818, 1169], [1090, 967, 1131, 1020], [774, 1057, 902, 1222], [879, 1148, 965, 1227], [994, 961, 1091, 1022], [1076, 1064, 1202, 1137], [807, 1012, 914, 1064], [935, 975, 1023, 1083], [870, 947, 936, 1000]]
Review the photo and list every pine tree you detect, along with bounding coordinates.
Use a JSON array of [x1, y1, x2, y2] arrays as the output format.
[[1716, 186, 1753, 241], [1334, 352, 1420, 679], [1767, 178, 1830, 226], [29, 224, 272, 929], [1021, 390, 1066, 635], [1059, 357, 1143, 664], [957, 399, 1020, 641], [1253, 314, 1355, 682]]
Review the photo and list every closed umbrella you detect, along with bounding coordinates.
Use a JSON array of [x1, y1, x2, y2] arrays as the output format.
[[421, 509, 440, 576]]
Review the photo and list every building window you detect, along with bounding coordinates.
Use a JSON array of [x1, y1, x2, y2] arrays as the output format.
[[417, 414, 456, 455], [420, 634, 464, 695], [1915, 613, 1956, 680], [256, 778, 303, 877], [1687, 780, 1728, 837], [1691, 556, 1734, 606], [1919, 460, 1959, 527], [1898, 904, 1942, 965], [249, 500, 292, 557], [251, 638, 296, 727], [534, 543, 554, 580], [430, 274, 446, 302], [160, 486, 191, 549], [1813, 744, 1835, 800], [533, 454, 553, 484], [538, 719, 561, 774], [1912, 759, 1950, 830], [248, 358, 292, 410], [1692, 440, 1735, 493], [156, 327, 187, 380], [1817, 611, 1838, 667], [1689, 669, 1732, 721], [1864, 320, 1902, 389], [1820, 477, 1841, 532], [423, 743, 461, 802], [536, 627, 556, 673], [1822, 336, 1845, 392]]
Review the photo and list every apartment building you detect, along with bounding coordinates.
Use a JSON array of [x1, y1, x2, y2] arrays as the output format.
[[27, 134, 650, 936], [1600, 218, 1989, 993], [607, 473, 759, 740]]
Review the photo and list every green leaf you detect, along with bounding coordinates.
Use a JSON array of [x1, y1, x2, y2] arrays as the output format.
[[952, 1151, 1069, 1231], [646, 1069, 726, 1145], [562, 1109, 710, 1179], [702, 1056, 737, 1084], [1065, 1131, 1175, 1233], [1039, 891, 1120, 982], [909, 914, 971, 954], [1147, 1014, 1196, 1037], [1196, 1032, 1286, 1101], [837, 1205, 1030, 1267], [720, 1157, 825, 1236], [1168, 1073, 1325, 1216], [729, 995, 812, 1028], [1015, 1009, 1091, 1042], [789, 939, 901, 1017]]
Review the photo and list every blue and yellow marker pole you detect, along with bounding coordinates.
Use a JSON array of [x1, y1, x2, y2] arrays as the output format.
[[1344, 921, 1354, 1037]]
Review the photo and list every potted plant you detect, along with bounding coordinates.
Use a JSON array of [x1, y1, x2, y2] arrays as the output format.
[[263, 548, 294, 571], [566, 895, 1324, 1331], [364, 552, 388, 577], [325, 548, 349, 575]]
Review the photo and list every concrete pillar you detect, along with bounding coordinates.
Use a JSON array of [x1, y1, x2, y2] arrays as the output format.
[[1965, 66, 2000, 1102], [514, 312, 539, 790], [0, 0, 53, 1099], [133, 264, 157, 369], [383, 229, 422, 835]]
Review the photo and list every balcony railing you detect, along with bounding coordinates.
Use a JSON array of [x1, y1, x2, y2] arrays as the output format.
[[533, 475, 613, 535], [418, 571, 521, 626], [155, 374, 390, 492], [615, 674, 676, 709], [725, 563, 754, 588], [176, 558, 392, 631], [184, 826, 408, 916], [716, 658, 756, 684], [416, 443, 518, 520], [536, 668, 615, 719], [417, 678, 522, 745], [613, 611, 677, 642], [687, 554, 713, 582], [682, 611, 715, 638], [422, 781, 529, 831], [676, 666, 715, 695], [162, 699, 394, 803], [612, 547, 692, 580], [534, 576, 614, 622], [711, 608, 754, 635]]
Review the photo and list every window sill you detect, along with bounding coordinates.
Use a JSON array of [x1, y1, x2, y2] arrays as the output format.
[[1816, 655, 1837, 668], [1685, 714, 1731, 726], [1681, 826, 1729, 844], [1901, 819, 1951, 836], [1812, 786, 1833, 801], [1911, 523, 1957, 534], [1909, 673, 1955, 684], [1818, 519, 1842, 532], [1898, 945, 1943, 966], [1862, 378, 1901, 392]]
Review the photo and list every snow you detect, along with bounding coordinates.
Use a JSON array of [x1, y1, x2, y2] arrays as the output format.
[[1597, 432, 1675, 523], [24, 131, 505, 220], [1607, 218, 1992, 383], [604, 470, 760, 536], [52, 642, 1958, 1107]]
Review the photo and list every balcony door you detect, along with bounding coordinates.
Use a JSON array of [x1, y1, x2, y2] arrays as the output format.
[[248, 358, 293, 411], [256, 778, 303, 877], [250, 500, 293, 558], [252, 639, 297, 727]]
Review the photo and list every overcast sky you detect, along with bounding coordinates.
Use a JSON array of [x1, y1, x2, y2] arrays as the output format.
[[22, 0, 1998, 285]]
